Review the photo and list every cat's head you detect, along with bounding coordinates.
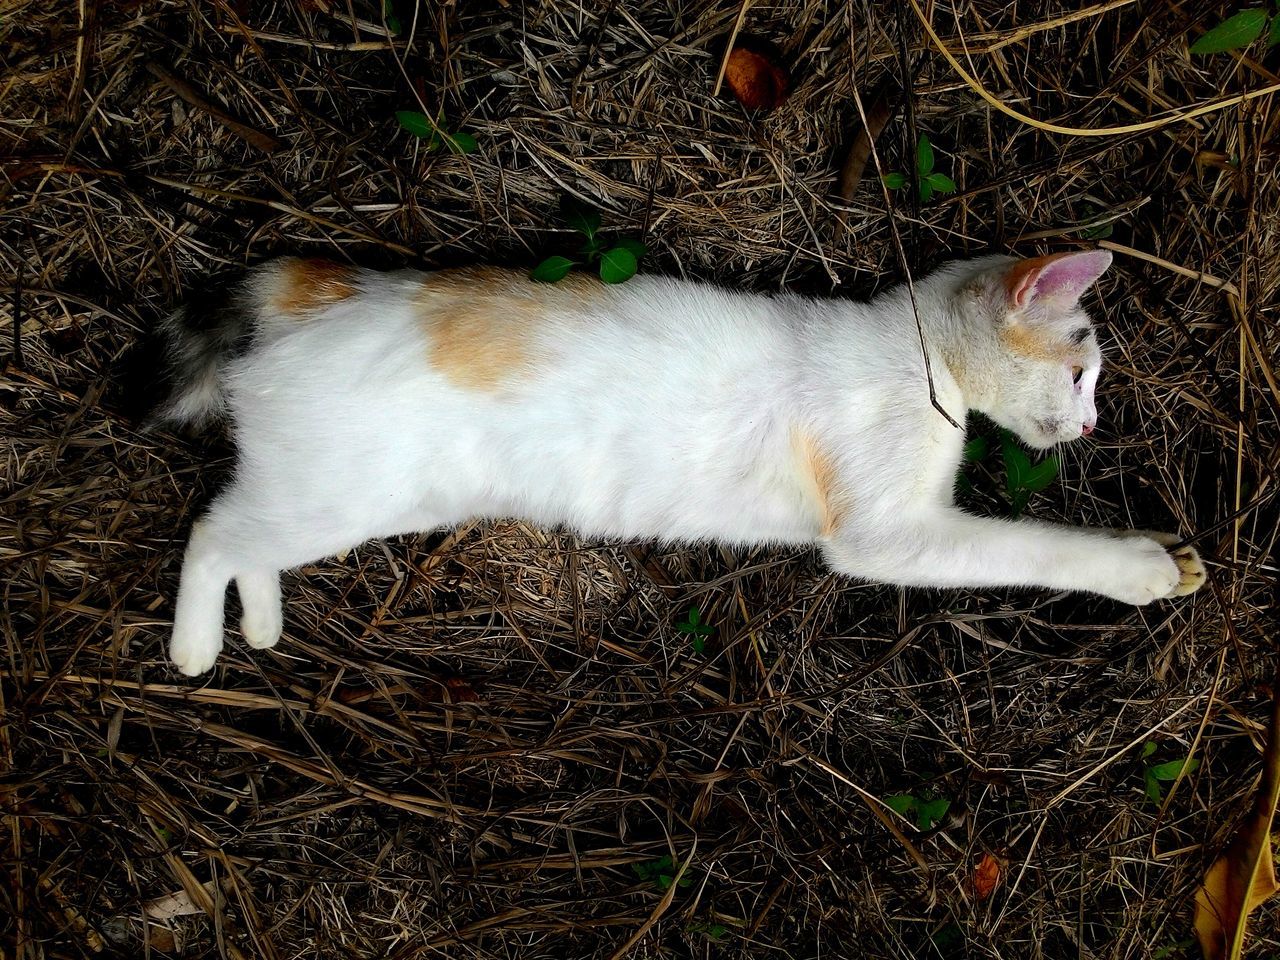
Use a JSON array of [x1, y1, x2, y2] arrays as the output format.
[[954, 250, 1111, 450]]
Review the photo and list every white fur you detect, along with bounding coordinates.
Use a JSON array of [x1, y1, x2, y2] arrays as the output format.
[[166, 253, 1201, 675]]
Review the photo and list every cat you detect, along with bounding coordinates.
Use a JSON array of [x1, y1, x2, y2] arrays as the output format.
[[157, 250, 1205, 676]]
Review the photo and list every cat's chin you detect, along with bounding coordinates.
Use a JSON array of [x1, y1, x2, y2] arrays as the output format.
[[1014, 426, 1068, 450]]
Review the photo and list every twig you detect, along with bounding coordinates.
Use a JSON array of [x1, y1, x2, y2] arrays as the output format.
[[833, 78, 900, 241], [9, 265, 22, 370], [711, 0, 752, 98], [145, 61, 283, 154], [909, 0, 1280, 137]]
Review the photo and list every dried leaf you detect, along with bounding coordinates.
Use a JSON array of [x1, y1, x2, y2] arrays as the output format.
[[1193, 684, 1280, 959], [445, 677, 480, 703], [723, 37, 790, 112], [142, 883, 214, 921], [973, 853, 1002, 900]]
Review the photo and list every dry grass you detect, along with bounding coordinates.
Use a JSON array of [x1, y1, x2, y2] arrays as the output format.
[[2, 2, 1279, 958]]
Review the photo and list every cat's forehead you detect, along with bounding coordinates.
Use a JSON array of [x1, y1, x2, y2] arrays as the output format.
[[1001, 314, 1100, 363]]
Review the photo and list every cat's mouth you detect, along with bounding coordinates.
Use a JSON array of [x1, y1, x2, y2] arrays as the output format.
[[1030, 418, 1076, 448]]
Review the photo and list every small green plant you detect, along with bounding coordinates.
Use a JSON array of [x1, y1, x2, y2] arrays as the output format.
[[1152, 939, 1195, 960], [632, 854, 693, 891], [395, 110, 477, 154], [1076, 203, 1114, 240], [958, 423, 1060, 517], [1190, 3, 1280, 54], [533, 198, 646, 284], [1142, 740, 1201, 804], [382, 0, 401, 35], [883, 134, 957, 203], [884, 792, 951, 830], [686, 920, 730, 941], [675, 605, 714, 655], [1000, 431, 1060, 517]]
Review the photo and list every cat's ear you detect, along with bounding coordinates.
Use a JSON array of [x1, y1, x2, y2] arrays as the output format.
[[1004, 250, 1112, 310]]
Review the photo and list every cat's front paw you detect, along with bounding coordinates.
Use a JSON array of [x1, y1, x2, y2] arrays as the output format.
[[1100, 531, 1205, 605], [169, 624, 223, 676]]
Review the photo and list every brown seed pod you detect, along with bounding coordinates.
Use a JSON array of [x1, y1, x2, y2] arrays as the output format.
[[723, 36, 791, 112]]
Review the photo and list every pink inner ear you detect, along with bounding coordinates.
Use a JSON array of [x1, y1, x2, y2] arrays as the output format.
[[1007, 250, 1113, 309]]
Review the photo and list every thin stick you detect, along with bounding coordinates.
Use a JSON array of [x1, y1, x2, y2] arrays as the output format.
[[9, 265, 22, 369], [909, 0, 1280, 137], [145, 61, 283, 154], [711, 0, 752, 98]]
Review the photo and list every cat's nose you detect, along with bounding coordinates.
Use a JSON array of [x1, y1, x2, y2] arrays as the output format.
[[1082, 422, 1095, 436]]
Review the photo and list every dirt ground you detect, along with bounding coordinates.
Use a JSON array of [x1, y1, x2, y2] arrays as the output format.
[[2, 2, 1278, 958]]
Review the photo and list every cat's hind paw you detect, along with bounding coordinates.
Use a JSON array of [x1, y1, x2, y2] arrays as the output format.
[[169, 624, 224, 676], [240, 605, 282, 650]]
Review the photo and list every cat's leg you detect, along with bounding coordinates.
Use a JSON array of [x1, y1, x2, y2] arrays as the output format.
[[236, 569, 282, 650], [170, 504, 241, 676], [823, 510, 1205, 605]]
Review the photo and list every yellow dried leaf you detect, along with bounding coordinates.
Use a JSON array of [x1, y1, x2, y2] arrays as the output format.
[[1193, 687, 1280, 960]]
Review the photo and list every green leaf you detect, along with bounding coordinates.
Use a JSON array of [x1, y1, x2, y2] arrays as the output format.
[[657, 874, 673, 891], [395, 110, 436, 139], [915, 797, 951, 830], [383, 0, 401, 34], [599, 246, 638, 284], [882, 171, 908, 190], [1269, 11, 1280, 45], [1021, 455, 1060, 493], [530, 256, 576, 283], [677, 871, 693, 888], [1189, 9, 1268, 54], [1145, 771, 1163, 804], [916, 134, 935, 176], [1148, 757, 1200, 781], [884, 794, 916, 816], [445, 131, 478, 155], [707, 924, 728, 940], [1143, 740, 1159, 759], [613, 237, 647, 261], [962, 436, 988, 462], [926, 172, 957, 193], [1009, 489, 1030, 517], [1080, 219, 1114, 240], [688, 607, 701, 627], [1001, 437, 1032, 496], [918, 178, 934, 203], [1152, 939, 1195, 960], [561, 198, 602, 239]]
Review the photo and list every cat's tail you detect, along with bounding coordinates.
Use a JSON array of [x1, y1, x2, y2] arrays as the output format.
[[151, 275, 257, 429]]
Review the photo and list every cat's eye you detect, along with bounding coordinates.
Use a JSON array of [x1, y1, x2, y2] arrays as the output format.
[[1071, 365, 1084, 384]]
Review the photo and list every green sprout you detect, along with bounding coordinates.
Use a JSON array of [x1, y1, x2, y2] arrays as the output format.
[[883, 134, 957, 203], [395, 110, 477, 155], [1141, 740, 1200, 805], [533, 197, 646, 284], [884, 792, 952, 830], [632, 854, 693, 891]]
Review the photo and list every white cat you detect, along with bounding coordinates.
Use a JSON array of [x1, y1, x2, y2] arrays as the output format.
[[158, 251, 1204, 676]]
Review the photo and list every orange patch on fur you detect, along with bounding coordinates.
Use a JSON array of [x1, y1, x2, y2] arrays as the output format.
[[795, 429, 847, 537], [273, 258, 357, 315], [417, 267, 600, 391], [999, 322, 1067, 362]]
